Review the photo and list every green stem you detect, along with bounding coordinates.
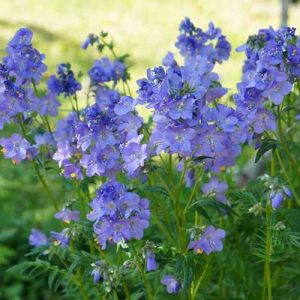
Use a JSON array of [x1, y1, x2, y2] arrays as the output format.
[[43, 115, 53, 133], [183, 166, 202, 214], [156, 172, 182, 249], [74, 94, 80, 117], [78, 272, 89, 300], [112, 289, 119, 300], [70, 240, 89, 300], [122, 282, 131, 300], [262, 205, 272, 300], [159, 154, 168, 171], [275, 149, 300, 205], [31, 79, 53, 133], [217, 268, 224, 300], [168, 154, 173, 180], [191, 259, 210, 299], [125, 81, 132, 97], [73, 180, 95, 254], [277, 106, 299, 177], [55, 252, 83, 292], [175, 159, 187, 199], [32, 159, 59, 211], [148, 170, 177, 246], [157, 158, 188, 251], [131, 244, 153, 300], [18, 115, 58, 211], [176, 160, 188, 251]]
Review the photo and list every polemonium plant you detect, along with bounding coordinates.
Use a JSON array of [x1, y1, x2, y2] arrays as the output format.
[[1, 18, 300, 300]]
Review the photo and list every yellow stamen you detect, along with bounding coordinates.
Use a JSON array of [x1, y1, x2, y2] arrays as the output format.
[[12, 159, 17, 165], [196, 248, 203, 254], [220, 166, 226, 172], [53, 240, 60, 246], [70, 172, 77, 178]]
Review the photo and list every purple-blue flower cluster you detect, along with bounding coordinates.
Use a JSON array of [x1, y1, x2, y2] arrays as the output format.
[[53, 86, 147, 179], [4, 28, 46, 86], [29, 227, 71, 249], [0, 133, 36, 164], [234, 26, 300, 142], [137, 18, 241, 173], [87, 180, 149, 249], [88, 57, 126, 84], [176, 17, 231, 63], [188, 225, 226, 255], [48, 63, 81, 97], [0, 28, 60, 129]]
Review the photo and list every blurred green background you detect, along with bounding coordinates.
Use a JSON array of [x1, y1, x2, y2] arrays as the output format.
[[1, 0, 300, 90], [1, 0, 300, 299]]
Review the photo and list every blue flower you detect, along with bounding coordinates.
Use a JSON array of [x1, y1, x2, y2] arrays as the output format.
[[82, 34, 98, 50], [51, 228, 70, 248], [0, 134, 35, 164], [91, 261, 106, 283], [175, 17, 230, 63], [270, 186, 291, 209], [146, 250, 157, 271], [4, 28, 47, 86], [188, 226, 226, 255], [87, 181, 149, 249], [271, 192, 284, 209], [55, 208, 80, 223], [161, 275, 180, 294], [121, 135, 147, 176], [29, 229, 48, 247], [88, 57, 125, 83], [62, 160, 83, 180], [114, 96, 135, 115], [38, 92, 61, 117], [48, 63, 81, 97], [202, 177, 228, 204]]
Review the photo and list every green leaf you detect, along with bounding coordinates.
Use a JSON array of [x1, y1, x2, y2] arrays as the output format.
[[282, 105, 296, 113], [142, 186, 169, 197], [187, 202, 211, 221], [192, 156, 214, 163], [255, 139, 278, 163]]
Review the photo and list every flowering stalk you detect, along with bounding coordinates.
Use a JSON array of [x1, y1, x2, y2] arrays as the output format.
[[31, 79, 53, 133], [17, 114, 58, 211]]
